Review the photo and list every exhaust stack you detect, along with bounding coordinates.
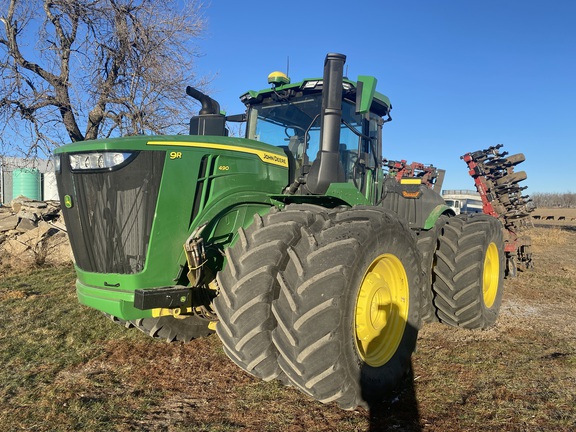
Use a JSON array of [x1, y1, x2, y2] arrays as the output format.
[[305, 53, 346, 194]]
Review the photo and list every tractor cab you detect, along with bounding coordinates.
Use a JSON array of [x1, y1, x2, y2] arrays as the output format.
[[238, 60, 392, 198], [185, 54, 393, 202]]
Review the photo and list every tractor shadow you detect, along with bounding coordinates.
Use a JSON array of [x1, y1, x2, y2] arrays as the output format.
[[363, 361, 421, 432], [361, 317, 422, 432]]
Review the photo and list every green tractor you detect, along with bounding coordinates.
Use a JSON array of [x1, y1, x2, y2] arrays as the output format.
[[54, 53, 504, 409]]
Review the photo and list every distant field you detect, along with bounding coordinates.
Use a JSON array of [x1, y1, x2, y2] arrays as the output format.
[[531, 207, 576, 225], [0, 227, 575, 431]]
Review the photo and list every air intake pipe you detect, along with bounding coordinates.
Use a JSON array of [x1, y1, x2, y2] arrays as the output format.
[[186, 86, 227, 136], [305, 53, 346, 194], [186, 86, 220, 115]]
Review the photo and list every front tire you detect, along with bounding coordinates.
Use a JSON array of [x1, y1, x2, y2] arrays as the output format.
[[104, 313, 214, 342], [271, 207, 422, 409], [433, 214, 505, 329], [131, 315, 214, 342]]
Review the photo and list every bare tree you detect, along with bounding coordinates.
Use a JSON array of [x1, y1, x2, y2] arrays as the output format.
[[532, 192, 576, 208], [0, 0, 207, 158]]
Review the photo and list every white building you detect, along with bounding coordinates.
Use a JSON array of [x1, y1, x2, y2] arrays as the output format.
[[442, 189, 483, 215]]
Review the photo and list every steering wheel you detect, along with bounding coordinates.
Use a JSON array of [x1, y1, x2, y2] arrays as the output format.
[[284, 125, 307, 139], [350, 153, 366, 191]]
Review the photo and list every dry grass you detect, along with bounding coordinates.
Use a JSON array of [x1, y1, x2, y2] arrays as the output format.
[[0, 227, 575, 431], [529, 226, 569, 249], [407, 226, 575, 432]]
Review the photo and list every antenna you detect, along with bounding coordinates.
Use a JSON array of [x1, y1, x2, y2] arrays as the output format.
[[345, 64, 349, 78], [286, 56, 290, 77]]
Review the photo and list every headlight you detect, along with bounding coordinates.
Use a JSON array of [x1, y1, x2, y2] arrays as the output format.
[[69, 152, 133, 171], [302, 80, 320, 89]]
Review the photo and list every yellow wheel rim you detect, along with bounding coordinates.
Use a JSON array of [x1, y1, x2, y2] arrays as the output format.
[[355, 254, 409, 367], [483, 242, 500, 308]]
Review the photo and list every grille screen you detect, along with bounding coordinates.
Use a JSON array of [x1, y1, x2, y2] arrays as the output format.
[[58, 151, 164, 274]]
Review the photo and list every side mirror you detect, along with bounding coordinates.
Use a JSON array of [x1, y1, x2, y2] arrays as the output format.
[[355, 75, 377, 114], [226, 114, 247, 122]]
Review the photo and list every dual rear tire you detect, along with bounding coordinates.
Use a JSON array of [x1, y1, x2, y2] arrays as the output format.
[[432, 214, 505, 329], [215, 206, 423, 409]]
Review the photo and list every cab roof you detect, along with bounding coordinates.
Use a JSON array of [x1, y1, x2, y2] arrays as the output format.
[[239, 76, 392, 117]]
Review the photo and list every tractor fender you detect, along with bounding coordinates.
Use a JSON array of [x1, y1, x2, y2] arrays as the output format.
[[380, 179, 451, 230], [424, 204, 455, 229]]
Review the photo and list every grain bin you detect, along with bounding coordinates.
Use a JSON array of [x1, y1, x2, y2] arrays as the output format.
[[12, 168, 41, 201]]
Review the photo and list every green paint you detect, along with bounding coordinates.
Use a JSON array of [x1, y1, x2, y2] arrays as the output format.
[[357, 75, 377, 113], [424, 204, 452, 230], [58, 134, 287, 319], [326, 183, 370, 206]]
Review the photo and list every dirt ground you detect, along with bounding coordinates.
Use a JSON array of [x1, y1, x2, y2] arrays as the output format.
[[1, 226, 575, 431], [99, 226, 576, 431]]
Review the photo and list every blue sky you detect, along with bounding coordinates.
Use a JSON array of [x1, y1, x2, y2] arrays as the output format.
[[194, 0, 576, 193]]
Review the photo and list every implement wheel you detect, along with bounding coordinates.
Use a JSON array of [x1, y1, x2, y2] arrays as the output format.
[[433, 214, 505, 329], [504, 153, 525, 167], [495, 171, 527, 186], [213, 205, 328, 382], [271, 207, 422, 409]]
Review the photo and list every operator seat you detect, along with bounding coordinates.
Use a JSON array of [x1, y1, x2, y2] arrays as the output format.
[[288, 135, 305, 171]]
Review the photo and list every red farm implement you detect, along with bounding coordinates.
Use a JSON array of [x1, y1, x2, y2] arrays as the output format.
[[461, 144, 534, 276]]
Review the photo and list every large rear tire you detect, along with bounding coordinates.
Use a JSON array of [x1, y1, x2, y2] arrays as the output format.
[[432, 214, 505, 329], [415, 215, 449, 323], [271, 207, 422, 409], [213, 205, 328, 382]]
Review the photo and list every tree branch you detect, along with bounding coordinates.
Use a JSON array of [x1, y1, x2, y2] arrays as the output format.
[[0, 0, 208, 154]]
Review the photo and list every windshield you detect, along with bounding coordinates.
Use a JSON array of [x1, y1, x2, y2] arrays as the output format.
[[246, 93, 377, 182], [247, 93, 320, 161]]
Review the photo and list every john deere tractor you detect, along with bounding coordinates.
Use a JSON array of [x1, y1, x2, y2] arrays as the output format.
[[54, 53, 504, 409]]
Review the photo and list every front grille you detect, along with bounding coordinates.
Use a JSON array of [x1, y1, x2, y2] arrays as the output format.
[[58, 151, 165, 274]]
